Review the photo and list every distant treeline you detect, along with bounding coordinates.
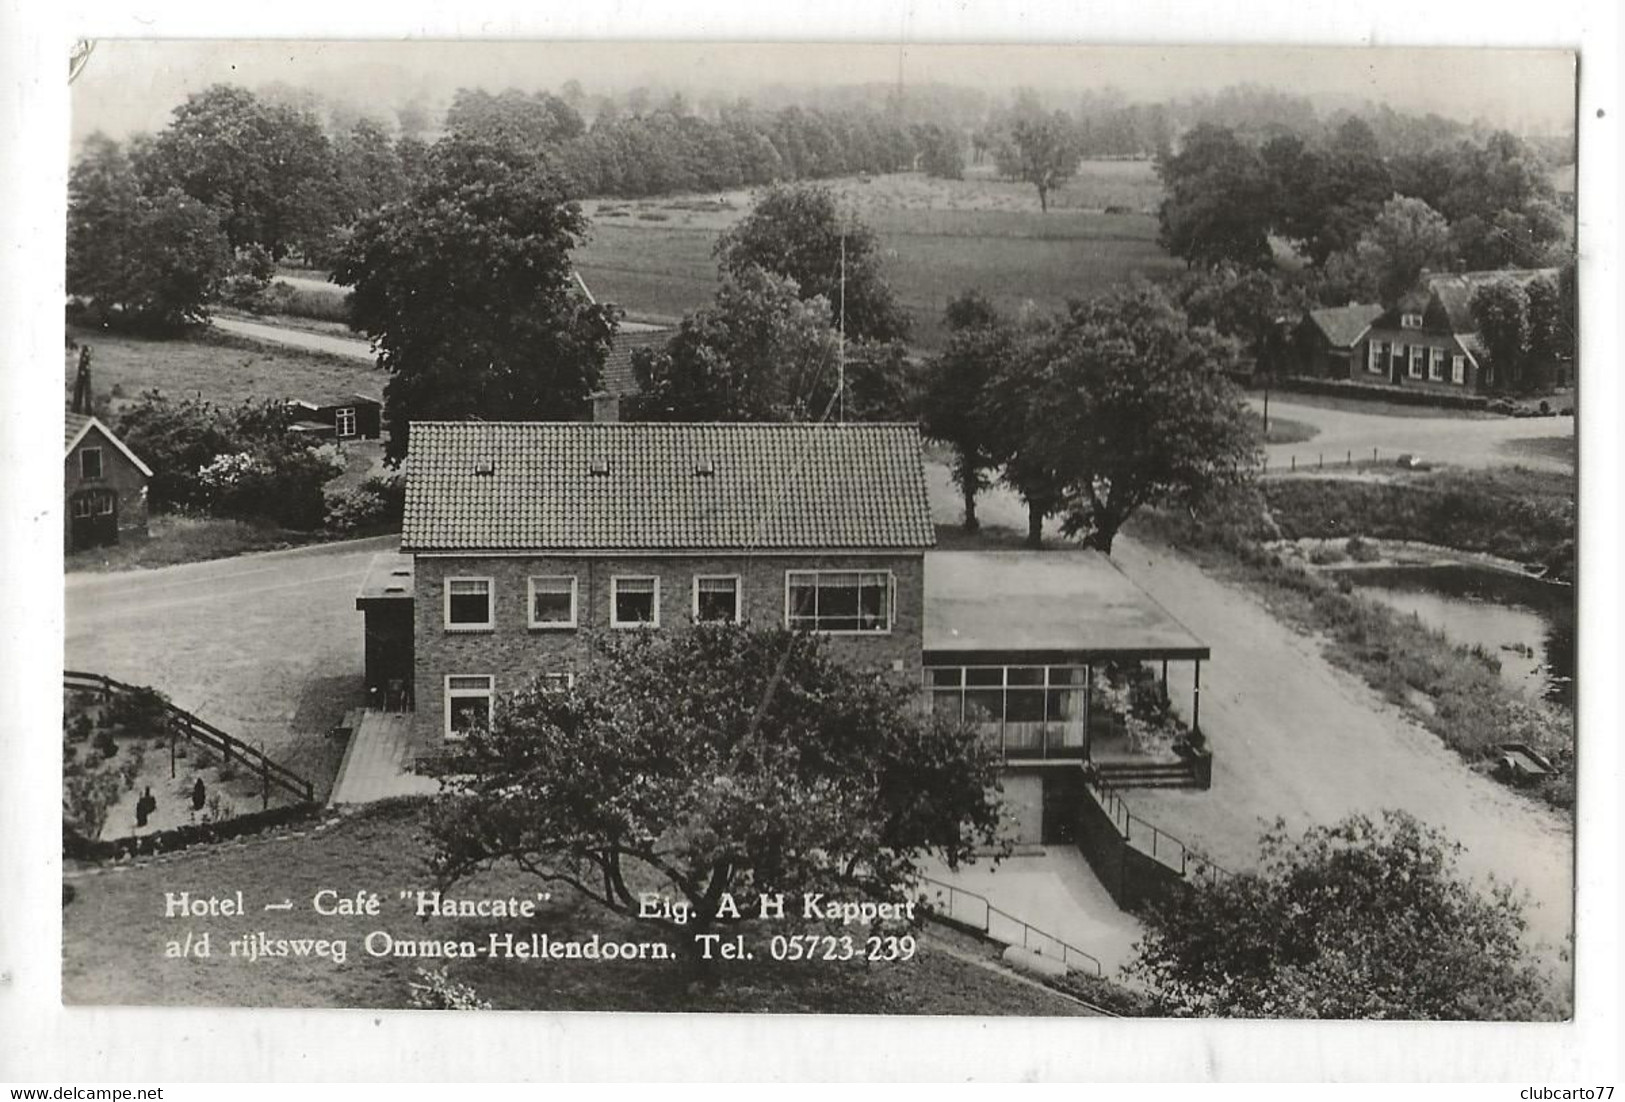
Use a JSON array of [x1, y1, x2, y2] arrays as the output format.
[[441, 89, 968, 196]]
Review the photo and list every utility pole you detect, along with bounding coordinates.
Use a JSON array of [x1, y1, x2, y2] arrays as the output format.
[[838, 233, 846, 424]]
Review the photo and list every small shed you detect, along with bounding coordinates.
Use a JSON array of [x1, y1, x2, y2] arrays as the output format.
[[287, 394, 383, 441], [355, 552, 415, 709], [64, 411, 152, 552]]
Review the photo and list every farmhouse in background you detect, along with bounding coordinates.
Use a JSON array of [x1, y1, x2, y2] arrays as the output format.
[[64, 410, 152, 552], [285, 393, 383, 441], [1291, 268, 1565, 397], [349, 420, 1211, 842]]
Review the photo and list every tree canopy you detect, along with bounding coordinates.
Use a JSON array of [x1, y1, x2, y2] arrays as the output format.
[[1026, 285, 1260, 553], [631, 266, 841, 422], [993, 110, 1081, 212], [67, 134, 230, 332], [1127, 811, 1559, 1020], [135, 84, 339, 260], [919, 292, 1011, 533], [428, 625, 1004, 968], [334, 136, 618, 462], [1156, 123, 1276, 269], [714, 183, 910, 343]]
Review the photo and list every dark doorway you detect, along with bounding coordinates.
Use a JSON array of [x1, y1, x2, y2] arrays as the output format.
[[69, 490, 118, 550], [1041, 772, 1077, 844]]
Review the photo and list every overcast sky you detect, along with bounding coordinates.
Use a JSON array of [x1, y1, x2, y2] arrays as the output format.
[[71, 40, 1577, 145]]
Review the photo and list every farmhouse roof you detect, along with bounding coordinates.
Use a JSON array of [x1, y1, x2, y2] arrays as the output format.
[[597, 328, 673, 398], [1307, 303, 1384, 348], [64, 411, 153, 477], [403, 421, 937, 552]]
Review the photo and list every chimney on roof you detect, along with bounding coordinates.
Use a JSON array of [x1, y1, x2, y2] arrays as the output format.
[[592, 393, 620, 423], [71, 346, 92, 414]]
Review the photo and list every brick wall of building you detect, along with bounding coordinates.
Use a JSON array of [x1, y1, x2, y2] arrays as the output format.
[[1354, 330, 1480, 393], [412, 551, 925, 741]]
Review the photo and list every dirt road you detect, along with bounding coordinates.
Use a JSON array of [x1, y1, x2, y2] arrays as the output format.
[[924, 462, 1575, 963], [65, 536, 396, 757], [1255, 396, 1574, 473], [212, 316, 375, 361]]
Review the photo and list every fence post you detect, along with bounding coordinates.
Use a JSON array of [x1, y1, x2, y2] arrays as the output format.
[[1290, 455, 1296, 471]]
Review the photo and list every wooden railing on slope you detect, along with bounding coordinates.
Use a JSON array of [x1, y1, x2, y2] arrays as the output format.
[[64, 670, 315, 804]]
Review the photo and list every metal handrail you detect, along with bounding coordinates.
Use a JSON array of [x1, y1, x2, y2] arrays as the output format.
[[65, 670, 315, 803], [915, 873, 1103, 976], [1085, 771, 1231, 880]]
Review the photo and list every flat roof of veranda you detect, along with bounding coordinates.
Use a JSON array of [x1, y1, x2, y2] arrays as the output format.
[[923, 550, 1209, 665]]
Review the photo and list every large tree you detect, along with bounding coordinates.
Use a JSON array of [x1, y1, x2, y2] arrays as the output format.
[[714, 183, 911, 343], [993, 110, 1081, 212], [632, 266, 841, 422], [67, 134, 230, 332], [1470, 278, 1533, 392], [428, 625, 1004, 972], [135, 84, 338, 260], [1029, 284, 1260, 554], [1156, 123, 1276, 269], [1128, 812, 1559, 1020], [334, 136, 618, 462], [918, 292, 1010, 534], [1351, 195, 1455, 303]]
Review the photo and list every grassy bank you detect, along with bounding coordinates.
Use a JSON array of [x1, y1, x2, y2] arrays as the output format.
[[63, 798, 1092, 1014], [1132, 489, 1573, 810], [1249, 412, 1318, 445], [1262, 467, 1575, 582], [67, 323, 382, 414], [66, 513, 400, 573]]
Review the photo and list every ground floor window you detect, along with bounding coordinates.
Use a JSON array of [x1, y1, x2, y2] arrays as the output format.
[[1428, 347, 1445, 381], [335, 407, 357, 437], [1452, 354, 1467, 385], [445, 674, 494, 739], [1408, 345, 1425, 378], [1367, 342, 1384, 374], [786, 570, 891, 633], [927, 665, 1088, 758]]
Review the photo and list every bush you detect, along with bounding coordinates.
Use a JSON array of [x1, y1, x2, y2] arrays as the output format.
[[1308, 544, 1347, 565], [199, 442, 345, 530], [1345, 536, 1382, 563], [219, 245, 275, 308], [323, 484, 389, 534], [64, 802, 319, 860], [407, 967, 493, 1011], [104, 685, 170, 735], [94, 729, 118, 760]]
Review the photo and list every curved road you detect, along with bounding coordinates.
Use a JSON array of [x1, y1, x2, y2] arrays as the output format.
[[1256, 396, 1574, 474]]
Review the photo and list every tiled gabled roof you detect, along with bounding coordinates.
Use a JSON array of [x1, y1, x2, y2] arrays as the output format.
[[65, 410, 153, 477], [597, 329, 673, 397], [403, 421, 937, 552], [1307, 303, 1384, 348]]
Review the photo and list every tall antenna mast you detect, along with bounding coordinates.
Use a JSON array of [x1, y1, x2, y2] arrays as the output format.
[[838, 233, 846, 424]]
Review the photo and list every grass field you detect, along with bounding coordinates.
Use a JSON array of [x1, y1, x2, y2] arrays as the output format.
[[62, 798, 1088, 1014], [67, 324, 383, 416], [577, 164, 1181, 349]]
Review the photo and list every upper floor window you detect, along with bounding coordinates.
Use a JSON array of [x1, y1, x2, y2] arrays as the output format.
[[335, 407, 357, 438], [694, 576, 742, 623], [528, 576, 578, 629], [1401, 313, 1424, 329], [786, 570, 892, 634], [611, 576, 660, 628], [80, 447, 103, 480], [445, 577, 493, 630]]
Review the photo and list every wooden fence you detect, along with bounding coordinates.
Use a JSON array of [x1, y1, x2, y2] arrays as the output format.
[[64, 670, 315, 804]]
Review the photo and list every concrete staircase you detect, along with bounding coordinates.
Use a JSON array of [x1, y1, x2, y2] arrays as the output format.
[[1092, 759, 1201, 789]]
